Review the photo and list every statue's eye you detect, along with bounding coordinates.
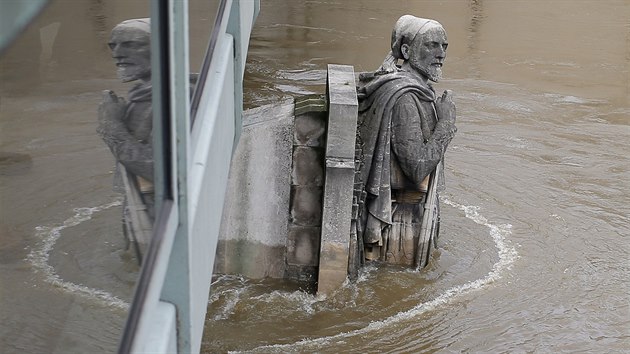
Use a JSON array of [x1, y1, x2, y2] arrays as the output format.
[[110, 41, 146, 50], [124, 41, 145, 49]]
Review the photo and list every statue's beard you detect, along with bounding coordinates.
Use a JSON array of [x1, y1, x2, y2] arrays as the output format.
[[408, 62, 442, 83], [421, 66, 442, 83], [117, 65, 150, 83]]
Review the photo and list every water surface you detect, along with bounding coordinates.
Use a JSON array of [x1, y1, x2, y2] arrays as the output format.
[[1, 0, 628, 353]]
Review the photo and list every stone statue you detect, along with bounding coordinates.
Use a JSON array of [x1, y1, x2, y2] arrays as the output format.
[[97, 18, 155, 251], [355, 15, 457, 267]]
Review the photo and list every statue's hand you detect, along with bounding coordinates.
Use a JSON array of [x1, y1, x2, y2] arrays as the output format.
[[97, 90, 126, 135], [435, 90, 456, 124]]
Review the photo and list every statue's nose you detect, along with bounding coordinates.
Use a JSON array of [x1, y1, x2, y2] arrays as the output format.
[[436, 48, 445, 59], [110, 44, 125, 58]]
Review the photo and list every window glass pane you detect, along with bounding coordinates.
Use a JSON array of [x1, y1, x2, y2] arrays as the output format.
[[0, 0, 149, 352], [190, 1, 221, 75]]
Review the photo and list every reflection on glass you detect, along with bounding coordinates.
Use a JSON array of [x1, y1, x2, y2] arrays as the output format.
[[0, 0, 227, 351], [0, 0, 149, 352], [189, 1, 221, 76], [97, 18, 154, 262]]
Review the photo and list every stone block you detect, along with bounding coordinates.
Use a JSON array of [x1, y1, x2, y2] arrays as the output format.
[[320, 167, 355, 243], [216, 100, 294, 279], [294, 94, 326, 117], [317, 164, 355, 295], [286, 225, 321, 266], [290, 185, 323, 226], [291, 146, 324, 186], [317, 64, 359, 296], [317, 241, 351, 296], [284, 264, 318, 284], [214, 239, 285, 278], [326, 64, 358, 160], [294, 113, 326, 147]]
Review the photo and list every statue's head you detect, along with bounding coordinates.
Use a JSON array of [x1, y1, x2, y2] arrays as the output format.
[[391, 15, 447, 82], [109, 18, 151, 83]]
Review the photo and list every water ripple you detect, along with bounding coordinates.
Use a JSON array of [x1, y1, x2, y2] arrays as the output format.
[[238, 198, 518, 353], [26, 199, 129, 310]]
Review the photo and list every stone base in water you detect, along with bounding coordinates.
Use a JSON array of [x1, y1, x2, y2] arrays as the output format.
[[213, 64, 438, 296], [214, 239, 286, 279]]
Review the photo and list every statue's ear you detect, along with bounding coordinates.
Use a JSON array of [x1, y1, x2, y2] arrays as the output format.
[[401, 44, 410, 60]]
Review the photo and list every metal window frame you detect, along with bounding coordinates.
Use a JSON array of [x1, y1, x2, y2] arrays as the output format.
[[118, 1, 259, 353]]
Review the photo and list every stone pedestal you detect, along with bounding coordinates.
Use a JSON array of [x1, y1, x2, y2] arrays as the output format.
[[317, 64, 358, 296], [214, 100, 294, 278], [215, 66, 361, 291]]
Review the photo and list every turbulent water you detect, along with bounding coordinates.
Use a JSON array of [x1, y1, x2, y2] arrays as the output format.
[[1, 0, 628, 353]]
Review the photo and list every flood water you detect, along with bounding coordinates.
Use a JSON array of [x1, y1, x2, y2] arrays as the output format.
[[1, 0, 629, 353]]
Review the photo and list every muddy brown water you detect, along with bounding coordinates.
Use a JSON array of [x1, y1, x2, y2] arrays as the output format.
[[1, 1, 628, 353]]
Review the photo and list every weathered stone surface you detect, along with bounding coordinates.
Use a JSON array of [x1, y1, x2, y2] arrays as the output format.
[[294, 113, 327, 147], [290, 185, 323, 227], [284, 265, 318, 284], [347, 221, 360, 281], [294, 112, 326, 147], [317, 243, 351, 296], [215, 99, 294, 279], [214, 239, 285, 279], [286, 95, 328, 283], [294, 94, 326, 116], [325, 64, 358, 160], [291, 146, 324, 186], [320, 166, 355, 242], [286, 225, 321, 266], [317, 64, 358, 296]]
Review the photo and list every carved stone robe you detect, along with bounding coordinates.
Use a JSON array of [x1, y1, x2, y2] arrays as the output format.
[[116, 81, 154, 184], [356, 70, 456, 263], [98, 81, 154, 219]]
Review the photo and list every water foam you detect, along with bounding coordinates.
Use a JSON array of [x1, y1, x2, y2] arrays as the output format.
[[237, 197, 518, 353], [26, 199, 130, 310], [211, 287, 248, 320]]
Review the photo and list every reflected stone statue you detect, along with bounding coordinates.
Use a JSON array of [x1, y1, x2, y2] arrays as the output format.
[[355, 15, 457, 267], [97, 18, 154, 256]]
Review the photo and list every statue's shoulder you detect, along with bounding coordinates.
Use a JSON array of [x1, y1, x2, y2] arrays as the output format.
[[357, 69, 404, 85]]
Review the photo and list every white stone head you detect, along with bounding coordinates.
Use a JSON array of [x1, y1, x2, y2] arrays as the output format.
[[109, 18, 151, 83], [380, 15, 448, 82]]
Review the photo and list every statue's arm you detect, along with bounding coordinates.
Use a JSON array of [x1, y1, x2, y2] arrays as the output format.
[[99, 123, 154, 182], [97, 93, 154, 182], [391, 94, 456, 186]]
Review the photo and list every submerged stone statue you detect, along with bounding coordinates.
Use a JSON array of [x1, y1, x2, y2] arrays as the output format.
[[355, 15, 457, 267], [97, 18, 154, 253]]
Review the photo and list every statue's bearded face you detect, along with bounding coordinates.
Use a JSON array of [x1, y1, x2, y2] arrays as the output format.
[[407, 27, 448, 82], [108, 27, 151, 82]]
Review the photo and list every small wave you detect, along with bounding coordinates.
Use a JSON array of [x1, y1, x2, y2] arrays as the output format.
[[543, 93, 591, 105], [211, 287, 248, 320], [276, 69, 327, 82], [266, 23, 340, 33], [26, 199, 130, 311], [355, 263, 379, 284], [238, 197, 518, 353], [252, 289, 320, 315]]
